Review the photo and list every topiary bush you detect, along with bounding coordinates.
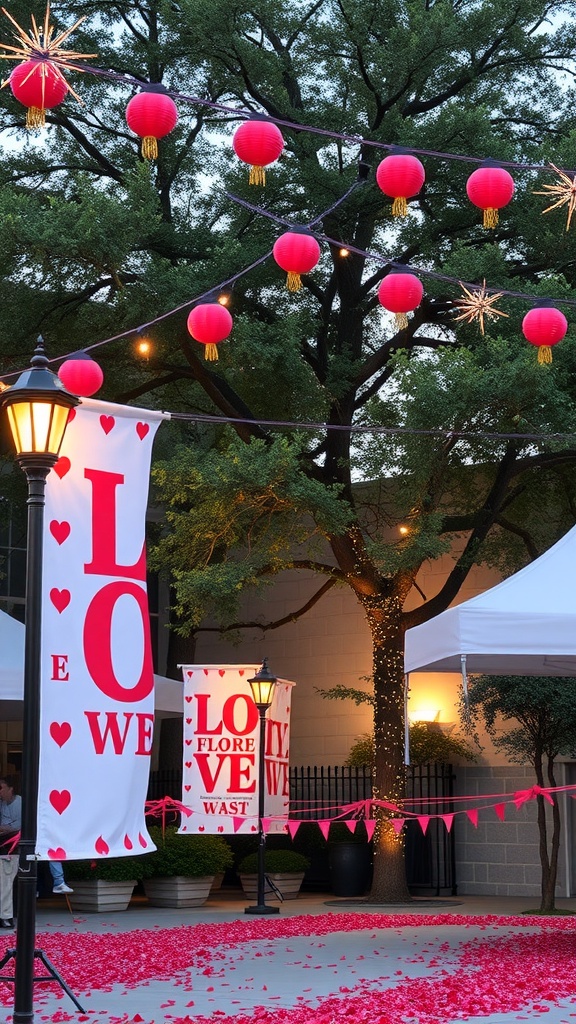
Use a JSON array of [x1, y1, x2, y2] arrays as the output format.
[[138, 826, 233, 879], [238, 849, 310, 874]]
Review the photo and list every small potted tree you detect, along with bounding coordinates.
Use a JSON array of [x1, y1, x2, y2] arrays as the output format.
[[238, 849, 310, 901], [139, 826, 233, 907], [65, 854, 142, 912]]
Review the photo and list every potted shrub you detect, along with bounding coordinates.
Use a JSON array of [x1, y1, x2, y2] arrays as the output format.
[[238, 849, 310, 901], [139, 826, 233, 907], [65, 854, 142, 913]]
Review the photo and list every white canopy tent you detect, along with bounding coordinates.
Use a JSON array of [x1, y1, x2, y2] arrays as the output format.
[[0, 608, 183, 718], [404, 524, 576, 677]]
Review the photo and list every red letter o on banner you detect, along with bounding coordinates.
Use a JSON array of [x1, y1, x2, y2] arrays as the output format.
[[83, 581, 153, 703], [222, 694, 259, 736]]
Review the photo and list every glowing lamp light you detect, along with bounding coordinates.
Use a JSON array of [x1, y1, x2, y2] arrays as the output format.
[[58, 351, 103, 397], [248, 657, 277, 711], [2, 337, 79, 462]]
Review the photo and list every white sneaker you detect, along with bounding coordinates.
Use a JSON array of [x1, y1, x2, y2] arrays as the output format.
[[52, 883, 73, 894]]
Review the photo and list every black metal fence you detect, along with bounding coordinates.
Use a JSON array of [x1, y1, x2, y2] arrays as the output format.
[[147, 762, 456, 896]]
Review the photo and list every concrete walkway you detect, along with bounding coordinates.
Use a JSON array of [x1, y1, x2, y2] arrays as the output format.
[[1, 890, 576, 1022]]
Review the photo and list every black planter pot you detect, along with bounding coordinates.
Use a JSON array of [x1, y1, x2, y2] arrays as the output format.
[[328, 842, 373, 897]]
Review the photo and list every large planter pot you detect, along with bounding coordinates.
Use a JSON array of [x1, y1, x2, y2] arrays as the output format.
[[328, 843, 372, 897], [143, 875, 214, 908], [239, 872, 305, 901], [68, 879, 137, 913]]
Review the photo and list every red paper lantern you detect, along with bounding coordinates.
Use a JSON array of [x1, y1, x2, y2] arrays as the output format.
[[233, 117, 284, 185], [466, 162, 515, 228], [378, 272, 424, 329], [10, 59, 68, 129], [272, 231, 321, 291], [522, 304, 568, 364], [376, 153, 425, 217], [187, 302, 233, 361], [126, 84, 178, 161], [58, 352, 104, 397]]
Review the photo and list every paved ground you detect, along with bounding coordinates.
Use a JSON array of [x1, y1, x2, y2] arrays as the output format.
[[1, 891, 576, 1022]]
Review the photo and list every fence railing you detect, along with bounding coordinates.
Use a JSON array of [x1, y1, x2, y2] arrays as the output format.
[[147, 762, 456, 896]]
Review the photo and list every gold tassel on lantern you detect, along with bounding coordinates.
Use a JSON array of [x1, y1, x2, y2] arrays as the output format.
[[537, 346, 552, 365], [248, 164, 266, 185], [141, 135, 159, 160], [483, 208, 499, 229], [26, 106, 45, 129], [204, 344, 219, 361], [392, 197, 408, 217], [394, 312, 409, 329], [286, 271, 302, 292]]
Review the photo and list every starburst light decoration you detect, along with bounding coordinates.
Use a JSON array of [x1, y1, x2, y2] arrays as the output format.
[[453, 280, 509, 335], [0, 4, 96, 124], [534, 163, 576, 231]]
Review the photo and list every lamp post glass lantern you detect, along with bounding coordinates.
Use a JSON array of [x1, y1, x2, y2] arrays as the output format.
[[245, 659, 280, 915], [1, 338, 79, 1024]]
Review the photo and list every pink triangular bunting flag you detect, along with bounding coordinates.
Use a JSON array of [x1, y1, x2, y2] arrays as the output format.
[[261, 817, 273, 834], [418, 815, 430, 835], [232, 816, 245, 833], [391, 817, 405, 834], [441, 813, 455, 833], [365, 819, 376, 841], [494, 803, 506, 821], [287, 820, 302, 840], [318, 819, 332, 841], [466, 808, 479, 827], [345, 820, 357, 834]]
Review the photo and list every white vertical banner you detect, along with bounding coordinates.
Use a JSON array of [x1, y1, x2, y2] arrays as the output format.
[[37, 399, 167, 861], [179, 665, 293, 834]]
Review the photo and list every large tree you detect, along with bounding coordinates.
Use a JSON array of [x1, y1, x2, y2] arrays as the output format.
[[1, 0, 576, 900]]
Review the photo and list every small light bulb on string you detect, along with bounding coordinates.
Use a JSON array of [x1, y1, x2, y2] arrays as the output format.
[[399, 525, 409, 536], [136, 334, 152, 359], [217, 288, 233, 307], [339, 247, 350, 258]]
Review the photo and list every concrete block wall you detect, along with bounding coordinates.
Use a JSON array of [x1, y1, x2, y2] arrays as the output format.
[[454, 765, 566, 898]]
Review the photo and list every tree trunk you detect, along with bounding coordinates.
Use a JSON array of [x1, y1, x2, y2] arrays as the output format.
[[539, 755, 561, 913], [361, 593, 412, 903]]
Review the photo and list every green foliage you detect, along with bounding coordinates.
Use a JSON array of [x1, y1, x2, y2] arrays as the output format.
[[346, 725, 477, 766], [66, 855, 144, 882], [237, 849, 310, 873], [138, 827, 233, 879], [465, 675, 576, 762]]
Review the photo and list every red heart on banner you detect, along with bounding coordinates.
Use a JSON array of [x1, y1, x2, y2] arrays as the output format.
[[100, 415, 115, 435], [250, 825, 257, 831], [186, 670, 193, 678], [138, 833, 147, 848], [48, 847, 66, 860], [217, 826, 224, 833], [53, 456, 70, 479], [50, 589, 70, 613], [184, 785, 191, 791], [136, 422, 149, 440], [218, 669, 225, 677], [123, 835, 133, 850], [185, 718, 192, 725], [203, 669, 209, 675], [95, 836, 109, 855], [238, 670, 245, 676], [185, 761, 192, 768], [49, 790, 71, 815], [198, 826, 205, 832], [185, 739, 192, 746], [49, 722, 71, 747], [185, 695, 192, 702], [50, 520, 71, 545]]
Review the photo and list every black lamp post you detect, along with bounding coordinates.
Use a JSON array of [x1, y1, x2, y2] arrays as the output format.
[[245, 658, 280, 916], [1, 338, 79, 1024]]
